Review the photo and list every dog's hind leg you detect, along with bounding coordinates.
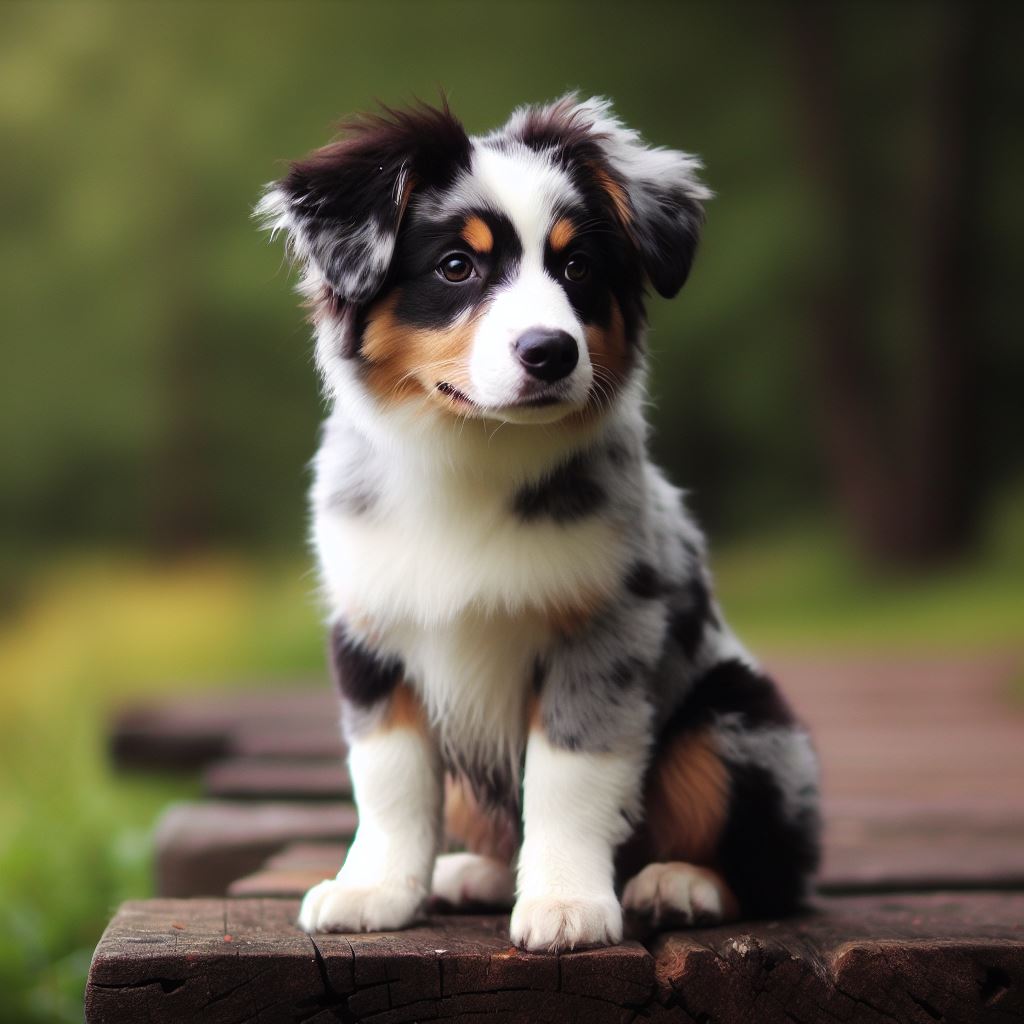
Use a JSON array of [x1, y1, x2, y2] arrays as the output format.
[[622, 861, 737, 926], [432, 852, 515, 909], [433, 773, 517, 909]]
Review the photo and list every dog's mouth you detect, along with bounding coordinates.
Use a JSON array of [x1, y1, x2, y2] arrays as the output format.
[[435, 381, 475, 407], [435, 381, 566, 413]]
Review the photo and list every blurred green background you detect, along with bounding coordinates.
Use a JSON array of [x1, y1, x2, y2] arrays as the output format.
[[1, 2, 1022, 1021]]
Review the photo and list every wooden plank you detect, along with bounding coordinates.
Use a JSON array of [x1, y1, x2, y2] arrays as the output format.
[[823, 795, 1024, 892], [86, 893, 1024, 1023], [649, 890, 1024, 1023], [86, 900, 653, 1024], [766, 652, 1024, 802], [227, 840, 343, 897], [222, 792, 1024, 902], [154, 802, 356, 897], [202, 757, 351, 801], [109, 688, 338, 771]]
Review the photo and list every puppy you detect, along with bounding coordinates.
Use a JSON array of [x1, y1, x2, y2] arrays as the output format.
[[258, 94, 820, 953]]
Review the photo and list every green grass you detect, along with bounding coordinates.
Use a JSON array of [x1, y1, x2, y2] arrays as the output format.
[[0, 556, 325, 1024], [0, 511, 1022, 1022]]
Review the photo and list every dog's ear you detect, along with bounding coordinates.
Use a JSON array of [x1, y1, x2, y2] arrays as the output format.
[[508, 94, 712, 299], [257, 101, 471, 304]]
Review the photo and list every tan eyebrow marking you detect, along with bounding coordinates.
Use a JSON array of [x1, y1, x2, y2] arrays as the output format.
[[461, 216, 493, 253], [549, 217, 576, 252]]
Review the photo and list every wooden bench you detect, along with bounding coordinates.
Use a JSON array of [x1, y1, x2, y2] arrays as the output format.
[[87, 894, 1024, 1022], [91, 661, 1024, 1023]]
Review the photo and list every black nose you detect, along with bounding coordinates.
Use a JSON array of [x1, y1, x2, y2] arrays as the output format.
[[514, 328, 579, 383]]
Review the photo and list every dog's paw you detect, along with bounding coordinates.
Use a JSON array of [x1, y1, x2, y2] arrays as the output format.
[[621, 862, 733, 927], [431, 852, 515, 909], [510, 893, 622, 952], [297, 875, 426, 933]]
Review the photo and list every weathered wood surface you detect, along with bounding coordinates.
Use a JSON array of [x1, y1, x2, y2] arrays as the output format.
[[766, 652, 1024, 801], [109, 688, 340, 771], [86, 893, 1024, 1023], [154, 802, 357, 897], [228, 842, 347, 898], [203, 758, 351, 801], [207, 790, 1024, 902], [111, 653, 1024, 800]]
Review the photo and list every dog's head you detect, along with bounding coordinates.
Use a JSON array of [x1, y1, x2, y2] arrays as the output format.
[[258, 95, 710, 425]]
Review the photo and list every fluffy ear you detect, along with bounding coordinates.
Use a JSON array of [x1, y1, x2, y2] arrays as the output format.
[[256, 101, 471, 304], [508, 94, 712, 299]]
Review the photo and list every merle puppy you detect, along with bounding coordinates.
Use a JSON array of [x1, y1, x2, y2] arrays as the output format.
[[258, 94, 820, 953]]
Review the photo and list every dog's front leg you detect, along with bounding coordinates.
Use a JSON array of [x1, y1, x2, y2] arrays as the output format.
[[299, 678, 442, 933], [511, 726, 646, 952]]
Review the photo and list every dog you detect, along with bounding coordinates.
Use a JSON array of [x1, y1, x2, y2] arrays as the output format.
[[257, 94, 821, 952]]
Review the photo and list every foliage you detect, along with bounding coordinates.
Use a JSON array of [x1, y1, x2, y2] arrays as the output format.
[[2, 1, 1021, 561]]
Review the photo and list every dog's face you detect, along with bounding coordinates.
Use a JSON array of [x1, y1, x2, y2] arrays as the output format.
[[260, 95, 709, 425]]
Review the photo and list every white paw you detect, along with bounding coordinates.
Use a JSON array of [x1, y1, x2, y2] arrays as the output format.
[[621, 862, 729, 926], [297, 875, 426, 933], [510, 893, 622, 952], [431, 852, 515, 908]]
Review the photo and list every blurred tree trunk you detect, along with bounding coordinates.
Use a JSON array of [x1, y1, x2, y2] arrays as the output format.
[[788, 2, 984, 568]]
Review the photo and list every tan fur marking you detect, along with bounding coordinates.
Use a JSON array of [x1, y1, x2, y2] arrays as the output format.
[[545, 589, 605, 638], [548, 217, 576, 252], [461, 216, 493, 253], [592, 165, 632, 227], [573, 300, 631, 427], [644, 728, 730, 865], [361, 292, 479, 411], [444, 775, 518, 862], [527, 694, 542, 731], [377, 682, 427, 732]]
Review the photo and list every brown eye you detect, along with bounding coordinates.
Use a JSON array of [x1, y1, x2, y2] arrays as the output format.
[[564, 254, 590, 283], [437, 253, 475, 283]]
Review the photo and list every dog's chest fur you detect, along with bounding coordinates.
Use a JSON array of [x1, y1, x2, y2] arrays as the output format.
[[311, 404, 639, 778]]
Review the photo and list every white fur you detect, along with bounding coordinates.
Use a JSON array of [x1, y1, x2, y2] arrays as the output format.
[[510, 730, 646, 952], [311, 403, 632, 630], [298, 726, 442, 933], [432, 852, 515, 908], [622, 862, 728, 924], [468, 267, 591, 410]]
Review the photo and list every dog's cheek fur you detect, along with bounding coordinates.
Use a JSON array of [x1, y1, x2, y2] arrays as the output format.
[[582, 300, 632, 408], [359, 291, 480, 411]]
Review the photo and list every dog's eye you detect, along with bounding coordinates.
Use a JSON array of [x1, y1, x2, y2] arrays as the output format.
[[564, 255, 590, 283], [437, 253, 476, 283]]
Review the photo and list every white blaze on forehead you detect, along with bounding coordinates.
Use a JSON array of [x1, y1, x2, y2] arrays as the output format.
[[462, 142, 579, 263]]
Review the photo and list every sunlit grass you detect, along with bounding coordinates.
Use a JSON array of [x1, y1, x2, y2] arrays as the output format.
[[0, 554, 324, 1024]]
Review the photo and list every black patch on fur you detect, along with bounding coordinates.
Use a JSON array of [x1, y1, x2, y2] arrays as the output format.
[[275, 101, 471, 304], [512, 453, 606, 523], [543, 210, 616, 330], [531, 657, 546, 695], [675, 658, 797, 730], [625, 562, 664, 599], [667, 578, 716, 659], [717, 760, 821, 918], [389, 209, 523, 330], [328, 623, 403, 708]]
